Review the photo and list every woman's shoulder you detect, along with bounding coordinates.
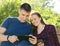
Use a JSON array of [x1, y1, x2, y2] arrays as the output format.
[[46, 24, 55, 28], [45, 24, 55, 32]]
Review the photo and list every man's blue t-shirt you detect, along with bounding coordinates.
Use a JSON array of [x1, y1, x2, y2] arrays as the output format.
[[1, 18, 33, 46]]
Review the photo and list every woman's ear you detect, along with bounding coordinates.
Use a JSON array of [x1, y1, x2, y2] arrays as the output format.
[[39, 18, 41, 21]]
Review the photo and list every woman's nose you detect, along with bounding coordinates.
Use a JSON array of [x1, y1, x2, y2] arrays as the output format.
[[32, 20, 35, 23]]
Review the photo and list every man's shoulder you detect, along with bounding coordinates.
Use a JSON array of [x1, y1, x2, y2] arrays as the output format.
[[26, 21, 31, 25], [6, 17, 17, 21], [3, 17, 17, 24]]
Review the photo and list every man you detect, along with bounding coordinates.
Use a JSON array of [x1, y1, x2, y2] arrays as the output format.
[[0, 3, 33, 46]]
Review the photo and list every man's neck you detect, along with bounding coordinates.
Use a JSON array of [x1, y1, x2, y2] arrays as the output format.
[[17, 17, 26, 23]]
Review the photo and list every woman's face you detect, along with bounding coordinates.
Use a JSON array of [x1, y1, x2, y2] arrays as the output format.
[[30, 14, 41, 26]]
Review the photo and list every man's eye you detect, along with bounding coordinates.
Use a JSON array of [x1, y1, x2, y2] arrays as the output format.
[[22, 14, 25, 16]]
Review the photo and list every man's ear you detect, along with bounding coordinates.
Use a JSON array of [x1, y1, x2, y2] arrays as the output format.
[[18, 9, 20, 14]]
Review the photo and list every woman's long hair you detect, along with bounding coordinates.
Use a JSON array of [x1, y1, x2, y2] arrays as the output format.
[[31, 12, 45, 35]]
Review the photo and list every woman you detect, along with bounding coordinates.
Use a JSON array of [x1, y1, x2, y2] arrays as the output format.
[[29, 12, 60, 46]]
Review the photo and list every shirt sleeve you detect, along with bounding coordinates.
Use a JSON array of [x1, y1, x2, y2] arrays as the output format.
[[1, 18, 12, 29], [50, 25, 60, 46]]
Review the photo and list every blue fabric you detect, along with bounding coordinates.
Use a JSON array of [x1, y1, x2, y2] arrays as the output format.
[[18, 40, 33, 46], [1, 18, 33, 46]]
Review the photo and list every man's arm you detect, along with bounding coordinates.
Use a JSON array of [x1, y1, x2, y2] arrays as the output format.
[[0, 27, 6, 34], [0, 27, 8, 42], [0, 18, 18, 43], [0, 18, 12, 34], [0, 34, 18, 43], [0, 27, 18, 43], [0, 34, 8, 42]]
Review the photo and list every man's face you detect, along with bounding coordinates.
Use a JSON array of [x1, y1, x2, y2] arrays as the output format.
[[18, 9, 30, 23]]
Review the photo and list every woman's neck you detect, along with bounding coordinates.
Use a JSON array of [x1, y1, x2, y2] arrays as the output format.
[[38, 23, 44, 28], [37, 23, 45, 34]]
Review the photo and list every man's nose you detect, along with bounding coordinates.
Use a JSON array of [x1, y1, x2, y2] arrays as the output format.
[[23, 16, 27, 19]]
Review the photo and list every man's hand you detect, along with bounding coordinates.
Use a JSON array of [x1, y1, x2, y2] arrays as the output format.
[[8, 35, 18, 43], [0, 34, 8, 42], [0, 27, 6, 34]]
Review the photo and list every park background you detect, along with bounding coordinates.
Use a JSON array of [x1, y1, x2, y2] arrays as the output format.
[[0, 0, 60, 43]]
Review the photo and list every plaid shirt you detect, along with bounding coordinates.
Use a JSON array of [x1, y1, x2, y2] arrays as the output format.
[[35, 24, 60, 46]]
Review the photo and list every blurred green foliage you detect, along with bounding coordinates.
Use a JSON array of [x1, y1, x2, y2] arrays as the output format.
[[0, 0, 60, 28]]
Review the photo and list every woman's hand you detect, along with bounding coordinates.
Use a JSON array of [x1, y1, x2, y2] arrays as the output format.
[[8, 35, 18, 43], [37, 42, 44, 46], [29, 35, 37, 45], [0, 27, 6, 34]]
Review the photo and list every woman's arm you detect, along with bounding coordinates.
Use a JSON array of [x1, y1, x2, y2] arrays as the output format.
[[29, 35, 37, 45], [50, 25, 60, 46]]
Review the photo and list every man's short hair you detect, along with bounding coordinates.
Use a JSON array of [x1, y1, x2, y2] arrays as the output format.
[[20, 3, 31, 12]]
